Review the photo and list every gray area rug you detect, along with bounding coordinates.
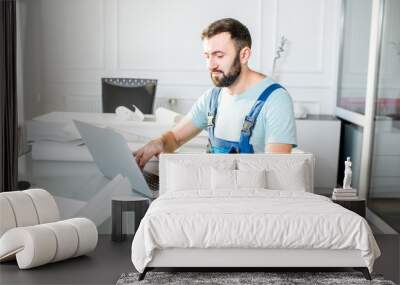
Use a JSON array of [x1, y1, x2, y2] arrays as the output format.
[[116, 271, 396, 285]]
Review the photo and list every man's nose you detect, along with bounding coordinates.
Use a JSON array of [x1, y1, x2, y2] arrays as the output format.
[[207, 58, 218, 71]]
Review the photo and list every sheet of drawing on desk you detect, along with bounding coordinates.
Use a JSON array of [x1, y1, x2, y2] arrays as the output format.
[[18, 153, 144, 234], [20, 111, 207, 234], [26, 111, 208, 161]]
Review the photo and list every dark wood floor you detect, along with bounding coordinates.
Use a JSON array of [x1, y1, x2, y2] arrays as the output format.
[[0, 235, 134, 285], [1, 234, 399, 285], [369, 198, 400, 233], [374, 234, 400, 284]]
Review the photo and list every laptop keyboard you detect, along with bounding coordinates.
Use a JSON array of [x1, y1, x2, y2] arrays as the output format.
[[143, 171, 159, 191]]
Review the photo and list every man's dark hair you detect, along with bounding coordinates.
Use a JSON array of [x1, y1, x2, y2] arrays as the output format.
[[201, 18, 252, 51]]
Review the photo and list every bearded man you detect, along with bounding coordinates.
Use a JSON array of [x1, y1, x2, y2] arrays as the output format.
[[134, 18, 297, 168]]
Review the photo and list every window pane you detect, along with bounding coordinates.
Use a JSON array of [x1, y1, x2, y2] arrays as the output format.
[[368, 0, 400, 232], [337, 0, 372, 114]]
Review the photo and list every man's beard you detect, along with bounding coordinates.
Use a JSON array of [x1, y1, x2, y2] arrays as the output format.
[[210, 54, 241, 87]]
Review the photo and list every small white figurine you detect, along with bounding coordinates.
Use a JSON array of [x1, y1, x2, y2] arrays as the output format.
[[343, 157, 352, 189]]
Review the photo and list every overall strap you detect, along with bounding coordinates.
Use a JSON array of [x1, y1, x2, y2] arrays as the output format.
[[239, 83, 284, 153], [206, 87, 222, 151], [210, 136, 240, 153]]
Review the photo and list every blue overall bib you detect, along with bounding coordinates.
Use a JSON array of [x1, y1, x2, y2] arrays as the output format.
[[206, 83, 284, 153]]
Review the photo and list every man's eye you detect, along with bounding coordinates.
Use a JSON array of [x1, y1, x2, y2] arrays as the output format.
[[217, 55, 223, 59]]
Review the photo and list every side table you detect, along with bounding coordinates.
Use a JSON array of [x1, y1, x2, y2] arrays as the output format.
[[332, 198, 366, 218], [112, 196, 150, 242]]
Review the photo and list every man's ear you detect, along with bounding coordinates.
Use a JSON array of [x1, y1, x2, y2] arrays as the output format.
[[240, 47, 251, 64]]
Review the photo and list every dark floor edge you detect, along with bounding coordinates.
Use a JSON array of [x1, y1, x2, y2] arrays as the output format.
[[367, 207, 399, 234]]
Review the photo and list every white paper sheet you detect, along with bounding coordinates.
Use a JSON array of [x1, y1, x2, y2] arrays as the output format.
[[26, 120, 81, 142], [52, 196, 86, 219], [31, 141, 93, 161], [75, 175, 133, 226], [155, 107, 183, 125]]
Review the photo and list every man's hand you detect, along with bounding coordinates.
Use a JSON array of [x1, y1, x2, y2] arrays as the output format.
[[133, 138, 164, 169], [133, 119, 202, 168]]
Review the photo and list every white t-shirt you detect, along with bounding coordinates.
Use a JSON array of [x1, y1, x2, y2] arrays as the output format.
[[186, 77, 297, 152]]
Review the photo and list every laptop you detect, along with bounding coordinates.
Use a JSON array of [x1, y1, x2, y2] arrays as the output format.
[[73, 120, 159, 199]]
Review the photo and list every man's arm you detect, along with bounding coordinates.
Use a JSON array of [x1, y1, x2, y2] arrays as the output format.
[[266, 143, 292, 154], [133, 118, 202, 168], [263, 88, 297, 153]]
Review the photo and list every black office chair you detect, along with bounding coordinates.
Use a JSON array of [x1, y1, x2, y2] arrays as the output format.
[[101, 78, 157, 114]]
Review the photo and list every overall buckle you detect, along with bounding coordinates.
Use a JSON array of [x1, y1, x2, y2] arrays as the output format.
[[242, 116, 254, 135], [207, 114, 215, 127]]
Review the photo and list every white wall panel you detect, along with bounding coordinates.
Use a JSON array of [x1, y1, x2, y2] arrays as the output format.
[[65, 96, 102, 112], [117, 0, 262, 73], [41, 0, 105, 70], [275, 0, 325, 73], [23, 0, 341, 117]]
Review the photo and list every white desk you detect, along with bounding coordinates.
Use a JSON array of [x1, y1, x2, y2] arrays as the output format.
[[295, 115, 341, 194], [27, 111, 208, 150], [18, 153, 160, 234], [24, 112, 341, 198], [21, 111, 206, 234]]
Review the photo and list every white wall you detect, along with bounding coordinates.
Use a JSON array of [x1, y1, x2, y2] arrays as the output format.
[[19, 0, 341, 119]]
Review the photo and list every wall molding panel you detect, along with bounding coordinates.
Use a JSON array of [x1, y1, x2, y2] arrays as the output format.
[[25, 0, 341, 117], [41, 0, 106, 71], [274, 0, 325, 74]]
